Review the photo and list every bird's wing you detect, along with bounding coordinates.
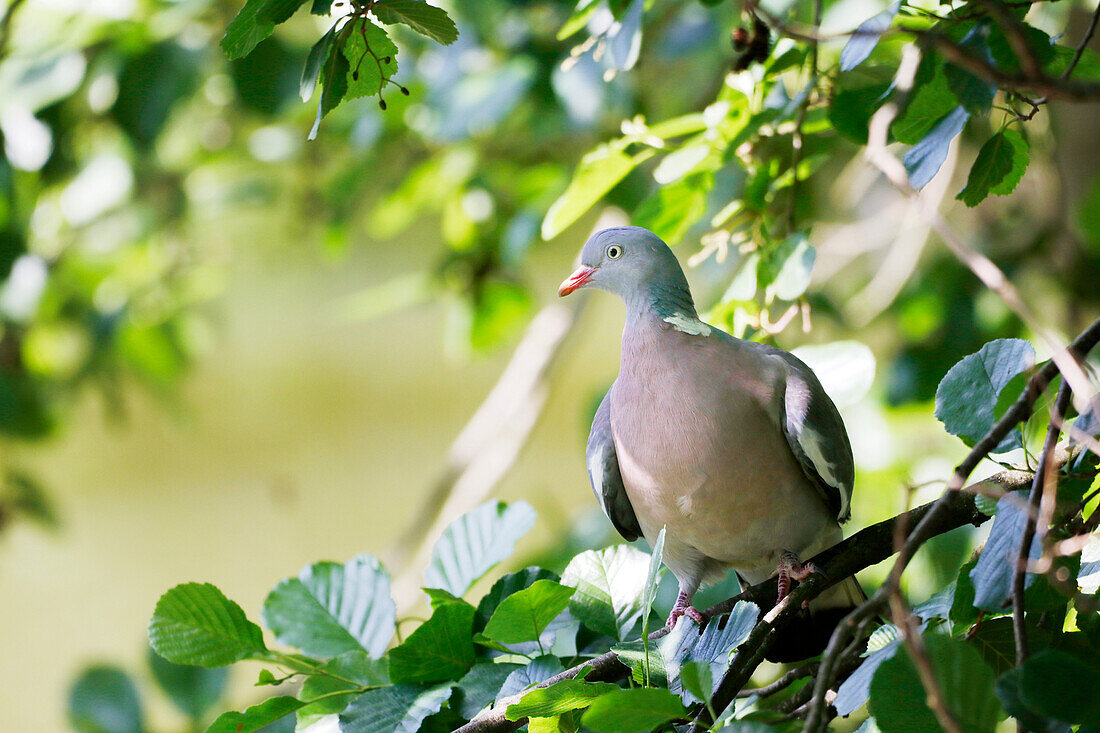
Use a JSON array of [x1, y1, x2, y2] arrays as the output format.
[[586, 385, 642, 541], [771, 351, 855, 523]]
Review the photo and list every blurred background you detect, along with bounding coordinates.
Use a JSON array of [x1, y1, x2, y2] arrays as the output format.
[[1, 0, 1099, 729]]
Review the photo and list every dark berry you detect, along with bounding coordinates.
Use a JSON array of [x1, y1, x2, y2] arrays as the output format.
[[379, 99, 387, 110]]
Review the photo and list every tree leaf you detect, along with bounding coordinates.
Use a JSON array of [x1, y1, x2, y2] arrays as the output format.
[[455, 662, 525, 719], [68, 666, 143, 733], [581, 687, 687, 733], [497, 655, 566, 702], [341, 18, 399, 104], [957, 129, 1030, 207], [944, 24, 997, 115], [297, 650, 390, 724], [388, 601, 476, 683], [476, 567, 560, 629], [424, 500, 537, 597], [949, 557, 981, 629], [904, 105, 969, 190], [221, 0, 309, 60], [206, 696, 304, 733], [967, 617, 1052, 675], [679, 660, 713, 706], [994, 668, 1064, 733], [339, 684, 454, 733], [482, 579, 576, 645], [541, 145, 657, 240], [561, 545, 651, 640], [829, 82, 892, 144], [506, 679, 620, 720], [148, 582, 267, 668], [372, 0, 458, 45], [893, 58, 958, 144], [790, 340, 876, 409], [840, 1, 901, 71], [661, 601, 758, 704], [934, 338, 1035, 452], [263, 553, 395, 659], [147, 648, 228, 721], [869, 632, 1000, 733], [759, 231, 815, 303], [834, 632, 903, 716], [1018, 649, 1100, 726], [301, 23, 339, 102], [970, 490, 1041, 611], [633, 176, 708, 246]]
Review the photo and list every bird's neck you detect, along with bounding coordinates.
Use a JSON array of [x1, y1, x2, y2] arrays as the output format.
[[624, 281, 709, 337]]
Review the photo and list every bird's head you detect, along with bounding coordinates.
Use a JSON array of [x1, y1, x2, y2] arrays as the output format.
[[558, 226, 696, 316]]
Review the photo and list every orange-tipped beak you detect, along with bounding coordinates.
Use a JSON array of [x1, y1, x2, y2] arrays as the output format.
[[558, 265, 596, 297]]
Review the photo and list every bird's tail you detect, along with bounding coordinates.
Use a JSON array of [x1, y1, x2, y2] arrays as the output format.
[[766, 575, 866, 663]]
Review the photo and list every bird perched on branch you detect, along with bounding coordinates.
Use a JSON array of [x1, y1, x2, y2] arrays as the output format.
[[559, 226, 863, 661]]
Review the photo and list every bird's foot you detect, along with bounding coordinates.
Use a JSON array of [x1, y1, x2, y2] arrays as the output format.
[[776, 550, 825, 606], [666, 590, 706, 630]]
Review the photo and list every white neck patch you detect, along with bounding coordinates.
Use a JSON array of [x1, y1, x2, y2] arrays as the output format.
[[663, 313, 711, 336]]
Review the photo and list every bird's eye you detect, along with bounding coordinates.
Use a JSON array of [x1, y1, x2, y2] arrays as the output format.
[[606, 244, 623, 260]]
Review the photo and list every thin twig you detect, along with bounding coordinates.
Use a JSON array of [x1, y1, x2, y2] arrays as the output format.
[[889, 592, 962, 733], [1012, 380, 1073, 665], [1064, 0, 1100, 80], [737, 661, 818, 699]]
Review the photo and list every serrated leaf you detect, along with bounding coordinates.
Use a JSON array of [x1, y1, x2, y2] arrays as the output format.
[[661, 601, 758, 704], [297, 650, 390, 722], [893, 58, 958, 144], [372, 0, 457, 44], [541, 145, 656, 240], [482, 580, 575, 645], [341, 18, 399, 104], [904, 105, 969, 190], [301, 24, 339, 102], [506, 679, 620, 720], [869, 633, 999, 733], [934, 338, 1035, 452], [970, 490, 1041, 611], [206, 696, 304, 733], [69, 667, 143, 733], [679, 661, 713, 705], [581, 687, 687, 733], [389, 601, 476, 683], [263, 554, 395, 659], [149, 583, 267, 668], [840, 1, 901, 71], [476, 567, 560, 629], [221, 0, 309, 59], [561, 545, 651, 640], [957, 129, 1029, 206], [424, 500, 536, 597], [1018, 649, 1100, 726], [455, 662, 524, 719], [497, 655, 566, 702], [339, 684, 453, 733], [147, 649, 228, 721]]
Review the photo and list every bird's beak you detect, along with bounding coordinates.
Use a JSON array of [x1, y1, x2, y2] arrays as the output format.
[[558, 265, 597, 297]]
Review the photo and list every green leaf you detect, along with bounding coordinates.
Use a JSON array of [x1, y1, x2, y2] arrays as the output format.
[[967, 617, 1051, 675], [476, 567, 560, 629], [561, 545, 651, 640], [339, 684, 454, 733], [541, 145, 657, 240], [221, 0, 309, 59], [944, 24, 997, 115], [530, 713, 580, 733], [869, 632, 1000, 733], [904, 105, 969, 190], [1045, 45, 1100, 80], [970, 490, 1040, 611], [389, 601, 476, 683], [840, 2, 901, 71], [341, 18, 399, 104], [147, 648, 228, 721], [893, 58, 958, 145], [372, 0, 458, 45], [994, 668, 1058, 733], [581, 687, 687, 733], [498, 655, 566, 701], [206, 696, 304, 733], [149, 583, 267, 668], [297, 650, 390, 724], [1018, 649, 1100, 726], [661, 601, 758, 704], [300, 24, 339, 102], [957, 130, 1029, 207], [482, 580, 575, 645], [829, 82, 891, 144], [988, 24, 1055, 75], [679, 660, 713, 705], [633, 176, 708, 246], [263, 553, 396, 659], [506, 679, 620, 720], [424, 500, 537, 597], [759, 232, 815, 303], [949, 557, 981, 629], [834, 631, 903, 716], [934, 338, 1035, 452], [455, 662, 525, 719], [68, 666, 143, 733]]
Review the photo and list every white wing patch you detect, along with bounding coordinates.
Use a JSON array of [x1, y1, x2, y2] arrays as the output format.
[[797, 424, 849, 518], [663, 312, 711, 336]]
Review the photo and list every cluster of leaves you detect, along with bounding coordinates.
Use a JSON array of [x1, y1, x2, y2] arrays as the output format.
[[139, 334, 1100, 733]]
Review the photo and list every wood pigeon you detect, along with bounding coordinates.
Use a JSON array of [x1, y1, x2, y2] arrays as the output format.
[[560, 226, 863, 659]]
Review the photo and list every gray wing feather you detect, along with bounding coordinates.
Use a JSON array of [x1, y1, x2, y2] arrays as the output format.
[[586, 387, 642, 541], [774, 353, 855, 522]]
